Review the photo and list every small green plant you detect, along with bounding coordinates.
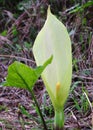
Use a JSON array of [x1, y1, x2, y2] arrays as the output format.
[[3, 6, 72, 130], [4, 56, 53, 130]]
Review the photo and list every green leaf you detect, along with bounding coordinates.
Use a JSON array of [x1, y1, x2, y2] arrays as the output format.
[[1, 30, 7, 36], [33, 6, 72, 111], [12, 26, 18, 36], [4, 55, 53, 90]]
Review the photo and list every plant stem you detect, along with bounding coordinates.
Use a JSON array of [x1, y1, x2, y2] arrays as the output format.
[[29, 88, 48, 130], [54, 109, 64, 130]]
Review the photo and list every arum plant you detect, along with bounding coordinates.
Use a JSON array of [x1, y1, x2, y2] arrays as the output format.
[[33, 6, 72, 130], [3, 56, 53, 130]]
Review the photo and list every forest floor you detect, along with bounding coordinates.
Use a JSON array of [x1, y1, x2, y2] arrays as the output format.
[[0, 1, 93, 130]]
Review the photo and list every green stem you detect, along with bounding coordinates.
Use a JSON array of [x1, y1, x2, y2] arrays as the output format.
[[28, 88, 48, 130], [54, 109, 64, 130]]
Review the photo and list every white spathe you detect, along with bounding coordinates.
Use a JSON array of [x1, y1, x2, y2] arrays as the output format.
[[33, 7, 72, 111]]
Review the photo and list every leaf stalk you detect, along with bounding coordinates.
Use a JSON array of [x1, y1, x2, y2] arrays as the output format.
[[54, 109, 64, 130], [28, 87, 48, 130]]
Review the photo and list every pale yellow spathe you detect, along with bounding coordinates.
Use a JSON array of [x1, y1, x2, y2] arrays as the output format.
[[33, 7, 72, 111]]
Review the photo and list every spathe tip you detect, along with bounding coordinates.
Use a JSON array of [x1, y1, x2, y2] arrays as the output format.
[[47, 5, 51, 15]]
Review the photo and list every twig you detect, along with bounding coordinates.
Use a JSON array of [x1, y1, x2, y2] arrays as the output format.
[[0, 54, 35, 63], [73, 74, 93, 80]]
